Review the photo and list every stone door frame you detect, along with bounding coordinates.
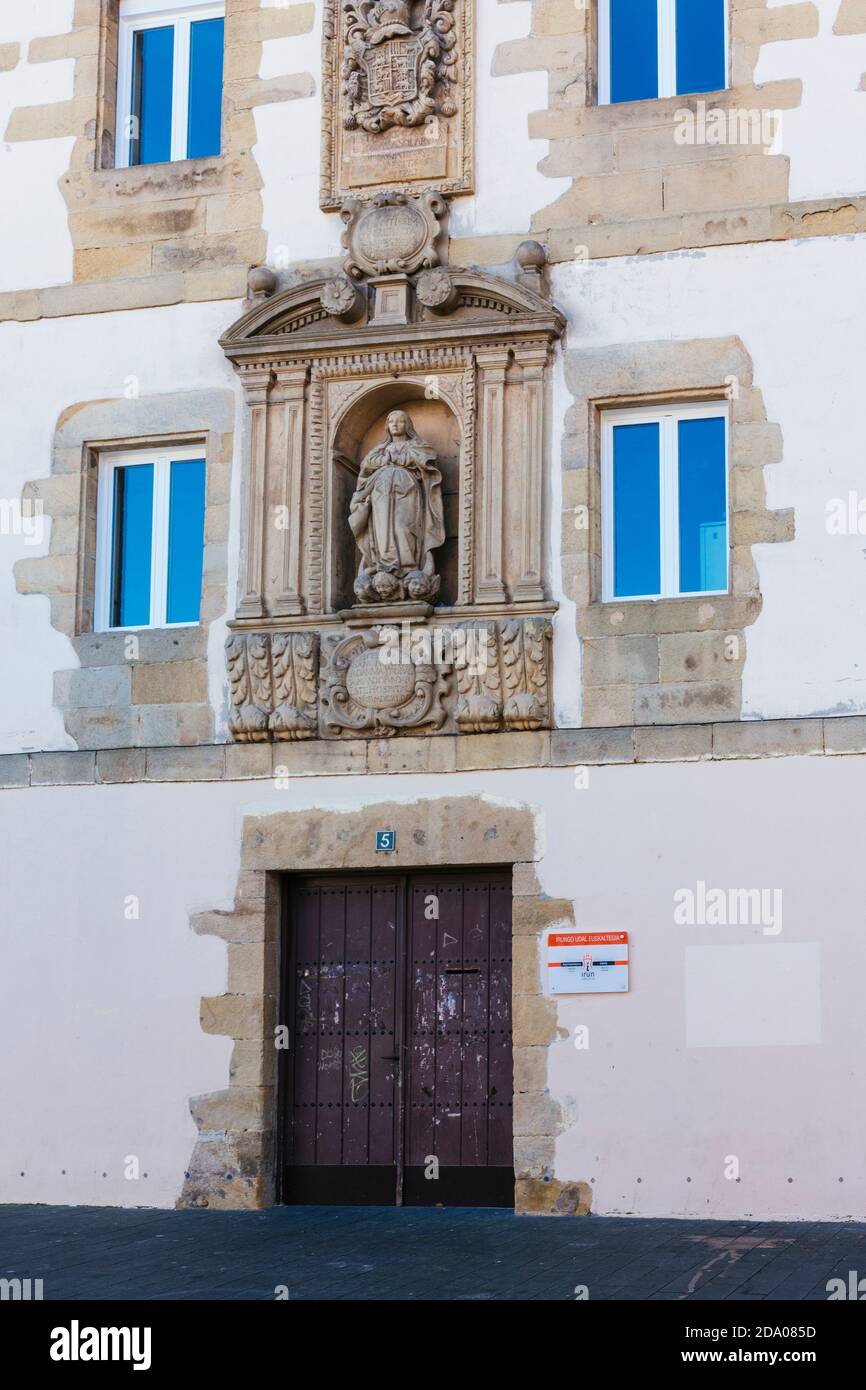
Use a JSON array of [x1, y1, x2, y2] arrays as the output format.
[[181, 793, 587, 1215]]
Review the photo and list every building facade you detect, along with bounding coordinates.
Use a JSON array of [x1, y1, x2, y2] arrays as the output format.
[[1, 0, 865, 1219]]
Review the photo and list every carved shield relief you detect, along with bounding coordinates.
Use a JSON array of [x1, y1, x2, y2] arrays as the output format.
[[362, 36, 423, 107], [321, 0, 473, 209]]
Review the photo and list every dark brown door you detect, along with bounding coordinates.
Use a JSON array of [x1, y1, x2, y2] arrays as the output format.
[[281, 870, 513, 1207]]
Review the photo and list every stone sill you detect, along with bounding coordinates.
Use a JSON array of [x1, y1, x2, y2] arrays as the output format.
[[2, 715, 865, 788]]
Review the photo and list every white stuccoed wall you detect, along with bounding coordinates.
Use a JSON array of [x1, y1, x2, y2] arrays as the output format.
[[3, 230, 866, 749], [253, 0, 566, 265], [0, 753, 861, 1217], [757, 0, 866, 203], [552, 233, 866, 720], [0, 0, 76, 290], [0, 300, 244, 755]]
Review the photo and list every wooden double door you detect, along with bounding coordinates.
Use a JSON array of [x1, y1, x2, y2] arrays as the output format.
[[280, 870, 514, 1206]]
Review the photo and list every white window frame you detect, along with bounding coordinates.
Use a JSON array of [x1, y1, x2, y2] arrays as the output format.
[[115, 0, 225, 169], [95, 445, 206, 632], [598, 0, 730, 105], [601, 400, 730, 603]]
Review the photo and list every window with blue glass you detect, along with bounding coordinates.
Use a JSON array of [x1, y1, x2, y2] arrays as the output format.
[[600, 0, 727, 104], [602, 404, 728, 601], [96, 448, 206, 631], [117, 1, 225, 167]]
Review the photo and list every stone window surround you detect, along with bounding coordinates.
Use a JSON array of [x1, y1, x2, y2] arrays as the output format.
[[490, 0, 821, 267], [593, 0, 733, 107], [584, 382, 738, 619], [182, 794, 590, 1216], [94, 0, 122, 172], [559, 336, 795, 728], [539, 0, 814, 115], [1, 1, 318, 321], [15, 389, 234, 750], [113, 0, 227, 171]]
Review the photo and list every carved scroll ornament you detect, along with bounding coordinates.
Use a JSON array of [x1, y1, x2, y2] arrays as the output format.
[[320, 627, 450, 735], [340, 190, 446, 279]]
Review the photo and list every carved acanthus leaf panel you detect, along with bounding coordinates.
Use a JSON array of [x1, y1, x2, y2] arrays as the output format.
[[225, 617, 551, 741], [226, 634, 270, 743], [271, 632, 321, 739], [500, 616, 553, 730], [226, 633, 319, 742], [454, 620, 501, 732]]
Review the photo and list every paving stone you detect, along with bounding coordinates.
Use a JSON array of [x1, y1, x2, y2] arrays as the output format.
[[1, 1207, 863, 1301]]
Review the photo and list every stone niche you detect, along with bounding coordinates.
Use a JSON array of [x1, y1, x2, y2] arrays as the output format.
[[320, 0, 474, 209], [220, 194, 564, 742]]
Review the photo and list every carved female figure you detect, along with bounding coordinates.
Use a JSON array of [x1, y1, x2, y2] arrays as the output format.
[[348, 409, 445, 603]]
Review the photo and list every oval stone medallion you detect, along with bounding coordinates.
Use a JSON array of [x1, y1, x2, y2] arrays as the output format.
[[346, 645, 417, 710], [356, 203, 427, 268]]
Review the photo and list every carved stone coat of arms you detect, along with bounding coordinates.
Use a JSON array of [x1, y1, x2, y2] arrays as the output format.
[[342, 0, 458, 133]]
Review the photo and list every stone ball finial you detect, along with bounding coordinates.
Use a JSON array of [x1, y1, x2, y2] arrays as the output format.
[[516, 240, 547, 273], [247, 265, 277, 301], [515, 240, 548, 296]]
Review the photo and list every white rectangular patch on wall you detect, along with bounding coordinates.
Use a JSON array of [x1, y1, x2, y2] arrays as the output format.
[[547, 931, 629, 994], [685, 944, 822, 1049]]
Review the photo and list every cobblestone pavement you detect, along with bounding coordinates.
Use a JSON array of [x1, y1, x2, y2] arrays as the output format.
[[2, 1206, 864, 1301]]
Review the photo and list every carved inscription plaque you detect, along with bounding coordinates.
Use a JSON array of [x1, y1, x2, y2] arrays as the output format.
[[345, 647, 417, 708]]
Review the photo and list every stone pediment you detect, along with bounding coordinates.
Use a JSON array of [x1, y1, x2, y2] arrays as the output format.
[[220, 267, 564, 360]]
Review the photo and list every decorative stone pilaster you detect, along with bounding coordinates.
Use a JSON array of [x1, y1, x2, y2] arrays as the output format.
[[474, 347, 510, 605], [236, 369, 274, 622], [270, 367, 308, 618]]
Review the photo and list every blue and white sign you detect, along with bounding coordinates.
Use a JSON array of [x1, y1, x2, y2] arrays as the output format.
[[375, 829, 396, 853]]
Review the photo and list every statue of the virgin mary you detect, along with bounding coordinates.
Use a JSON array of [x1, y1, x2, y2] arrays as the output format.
[[348, 409, 445, 604]]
